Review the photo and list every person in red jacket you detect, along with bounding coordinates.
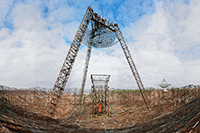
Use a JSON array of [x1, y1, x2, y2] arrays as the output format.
[[98, 103, 103, 113]]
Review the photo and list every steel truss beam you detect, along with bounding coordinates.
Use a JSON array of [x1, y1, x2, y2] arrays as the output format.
[[114, 26, 150, 105], [45, 7, 93, 117], [79, 43, 92, 104]]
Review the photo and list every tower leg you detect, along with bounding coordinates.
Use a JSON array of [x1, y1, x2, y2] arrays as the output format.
[[114, 25, 150, 105], [79, 43, 92, 104], [45, 7, 93, 117]]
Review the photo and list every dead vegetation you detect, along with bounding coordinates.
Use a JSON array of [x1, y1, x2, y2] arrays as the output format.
[[0, 85, 200, 132]]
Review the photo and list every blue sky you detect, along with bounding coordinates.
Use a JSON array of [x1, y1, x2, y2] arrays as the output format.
[[0, 0, 200, 90]]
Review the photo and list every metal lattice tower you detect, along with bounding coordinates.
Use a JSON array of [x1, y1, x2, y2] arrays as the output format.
[[45, 6, 150, 117]]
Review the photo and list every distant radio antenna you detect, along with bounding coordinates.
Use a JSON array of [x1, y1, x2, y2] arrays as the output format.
[[158, 79, 171, 92]]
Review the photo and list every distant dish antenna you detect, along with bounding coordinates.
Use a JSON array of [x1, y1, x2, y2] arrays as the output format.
[[158, 79, 171, 92]]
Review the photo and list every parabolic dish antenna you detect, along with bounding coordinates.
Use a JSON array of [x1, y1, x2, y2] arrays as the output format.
[[82, 27, 118, 48]]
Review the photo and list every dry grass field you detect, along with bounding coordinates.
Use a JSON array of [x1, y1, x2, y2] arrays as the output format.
[[0, 85, 200, 132]]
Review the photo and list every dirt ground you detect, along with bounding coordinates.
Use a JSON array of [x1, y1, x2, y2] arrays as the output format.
[[0, 87, 200, 132]]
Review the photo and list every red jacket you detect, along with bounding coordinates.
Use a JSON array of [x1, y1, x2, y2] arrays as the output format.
[[98, 103, 102, 113]]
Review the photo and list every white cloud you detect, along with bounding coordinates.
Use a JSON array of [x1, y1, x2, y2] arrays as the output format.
[[122, 0, 200, 87], [0, 0, 14, 28], [166, 0, 200, 51], [0, 0, 200, 91], [0, 1, 68, 88]]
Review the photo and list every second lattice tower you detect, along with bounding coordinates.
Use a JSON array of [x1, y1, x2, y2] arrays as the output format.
[[91, 74, 110, 117]]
